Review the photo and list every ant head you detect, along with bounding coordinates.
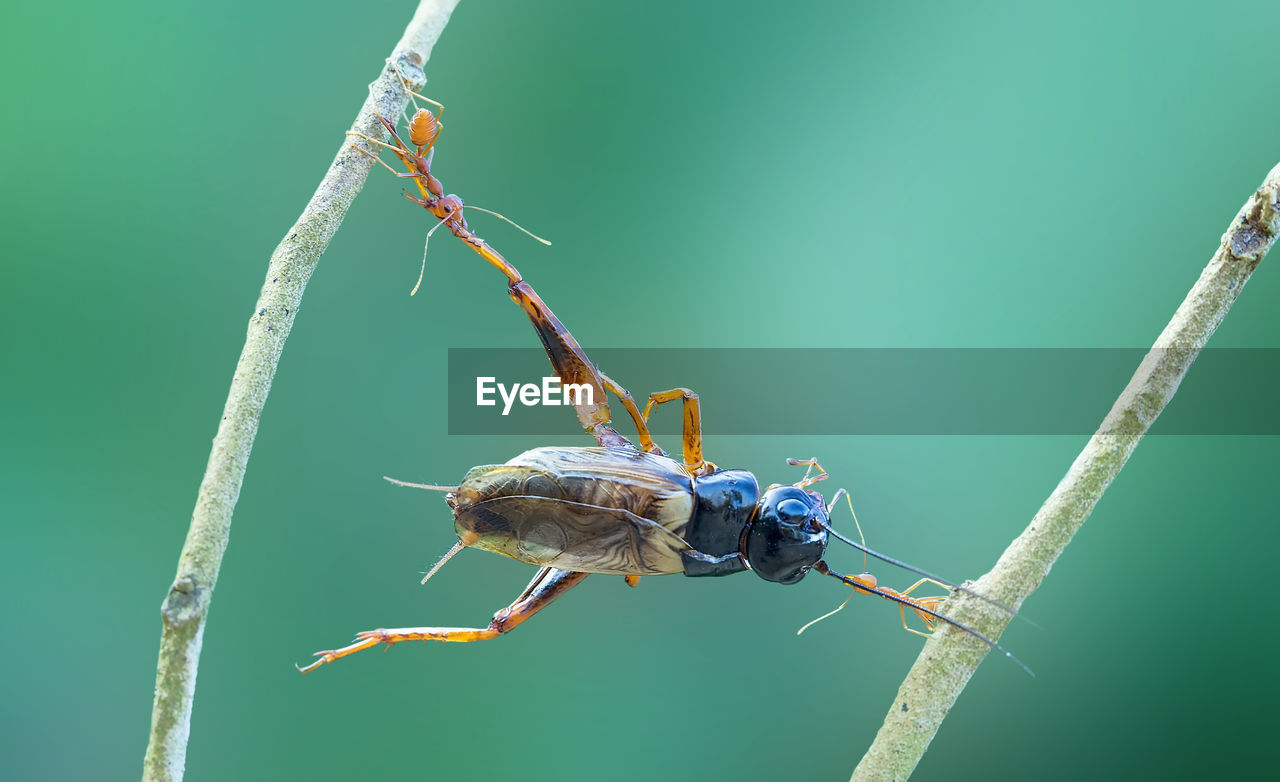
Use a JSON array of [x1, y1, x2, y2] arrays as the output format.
[[745, 486, 829, 584]]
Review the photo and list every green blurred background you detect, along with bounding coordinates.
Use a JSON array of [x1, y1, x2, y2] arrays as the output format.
[[3, 0, 1278, 779]]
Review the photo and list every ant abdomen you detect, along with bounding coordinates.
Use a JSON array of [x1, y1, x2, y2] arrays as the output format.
[[409, 109, 440, 151]]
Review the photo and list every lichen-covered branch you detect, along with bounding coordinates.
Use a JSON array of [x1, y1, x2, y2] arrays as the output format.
[[140, 3, 460, 780], [851, 162, 1280, 782]]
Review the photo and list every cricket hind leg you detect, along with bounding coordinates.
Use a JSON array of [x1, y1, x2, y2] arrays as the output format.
[[504, 280, 631, 447], [298, 567, 589, 673], [391, 157, 626, 448]]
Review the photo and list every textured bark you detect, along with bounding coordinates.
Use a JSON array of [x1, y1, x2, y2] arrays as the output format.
[[852, 162, 1280, 781], [140, 3, 461, 780]]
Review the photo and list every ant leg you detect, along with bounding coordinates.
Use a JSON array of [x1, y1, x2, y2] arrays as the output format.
[[898, 577, 952, 598], [785, 457, 829, 488], [405, 90, 446, 138], [407, 88, 445, 119], [347, 130, 424, 174], [827, 570, 947, 639], [883, 577, 951, 638], [354, 144, 439, 204], [599, 372, 662, 455], [346, 130, 407, 155], [384, 56, 446, 123], [347, 140, 426, 180], [351, 114, 442, 203], [352, 110, 419, 163], [298, 567, 588, 674], [642, 389, 711, 475]]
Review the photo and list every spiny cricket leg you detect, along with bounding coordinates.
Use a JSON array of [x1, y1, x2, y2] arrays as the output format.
[[409, 200, 589, 408], [642, 388, 710, 475], [359, 108, 622, 447], [400, 181, 621, 445], [506, 280, 625, 446], [298, 568, 589, 674], [460, 249, 624, 446], [425, 229, 599, 421], [599, 372, 662, 455]]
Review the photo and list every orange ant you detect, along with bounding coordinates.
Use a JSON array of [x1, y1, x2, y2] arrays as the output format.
[[348, 65, 548, 295]]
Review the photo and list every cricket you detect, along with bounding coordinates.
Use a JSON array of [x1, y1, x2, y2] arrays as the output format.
[[297, 67, 1028, 676]]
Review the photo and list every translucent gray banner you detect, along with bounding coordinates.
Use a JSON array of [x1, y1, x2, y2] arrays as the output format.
[[446, 348, 1280, 435]]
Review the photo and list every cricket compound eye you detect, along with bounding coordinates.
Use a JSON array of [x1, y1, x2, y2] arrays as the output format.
[[745, 487, 829, 584]]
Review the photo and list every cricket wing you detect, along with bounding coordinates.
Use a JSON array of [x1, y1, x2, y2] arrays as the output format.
[[456, 494, 692, 575]]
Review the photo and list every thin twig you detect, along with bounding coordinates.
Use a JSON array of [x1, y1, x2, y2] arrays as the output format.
[[140, 3, 460, 781], [850, 162, 1280, 781]]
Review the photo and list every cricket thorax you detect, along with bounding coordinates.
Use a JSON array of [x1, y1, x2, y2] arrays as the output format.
[[681, 469, 758, 577]]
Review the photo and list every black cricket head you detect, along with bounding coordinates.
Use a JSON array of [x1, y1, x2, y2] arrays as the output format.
[[744, 485, 830, 584]]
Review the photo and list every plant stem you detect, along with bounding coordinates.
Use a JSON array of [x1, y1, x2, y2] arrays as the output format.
[[140, 3, 461, 780], [851, 162, 1280, 781]]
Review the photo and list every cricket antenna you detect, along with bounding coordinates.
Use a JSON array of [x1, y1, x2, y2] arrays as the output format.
[[814, 561, 1034, 677], [820, 487, 1027, 622], [383, 476, 460, 493], [823, 524, 1022, 618]]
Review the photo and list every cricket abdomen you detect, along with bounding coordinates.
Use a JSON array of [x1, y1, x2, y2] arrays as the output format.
[[451, 447, 696, 575]]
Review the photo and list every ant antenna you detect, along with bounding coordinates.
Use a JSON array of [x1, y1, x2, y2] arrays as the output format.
[[796, 594, 853, 635], [460, 205, 552, 246], [408, 213, 455, 296], [404, 203, 551, 296], [816, 562, 1033, 676], [793, 487, 868, 632], [826, 488, 868, 572]]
